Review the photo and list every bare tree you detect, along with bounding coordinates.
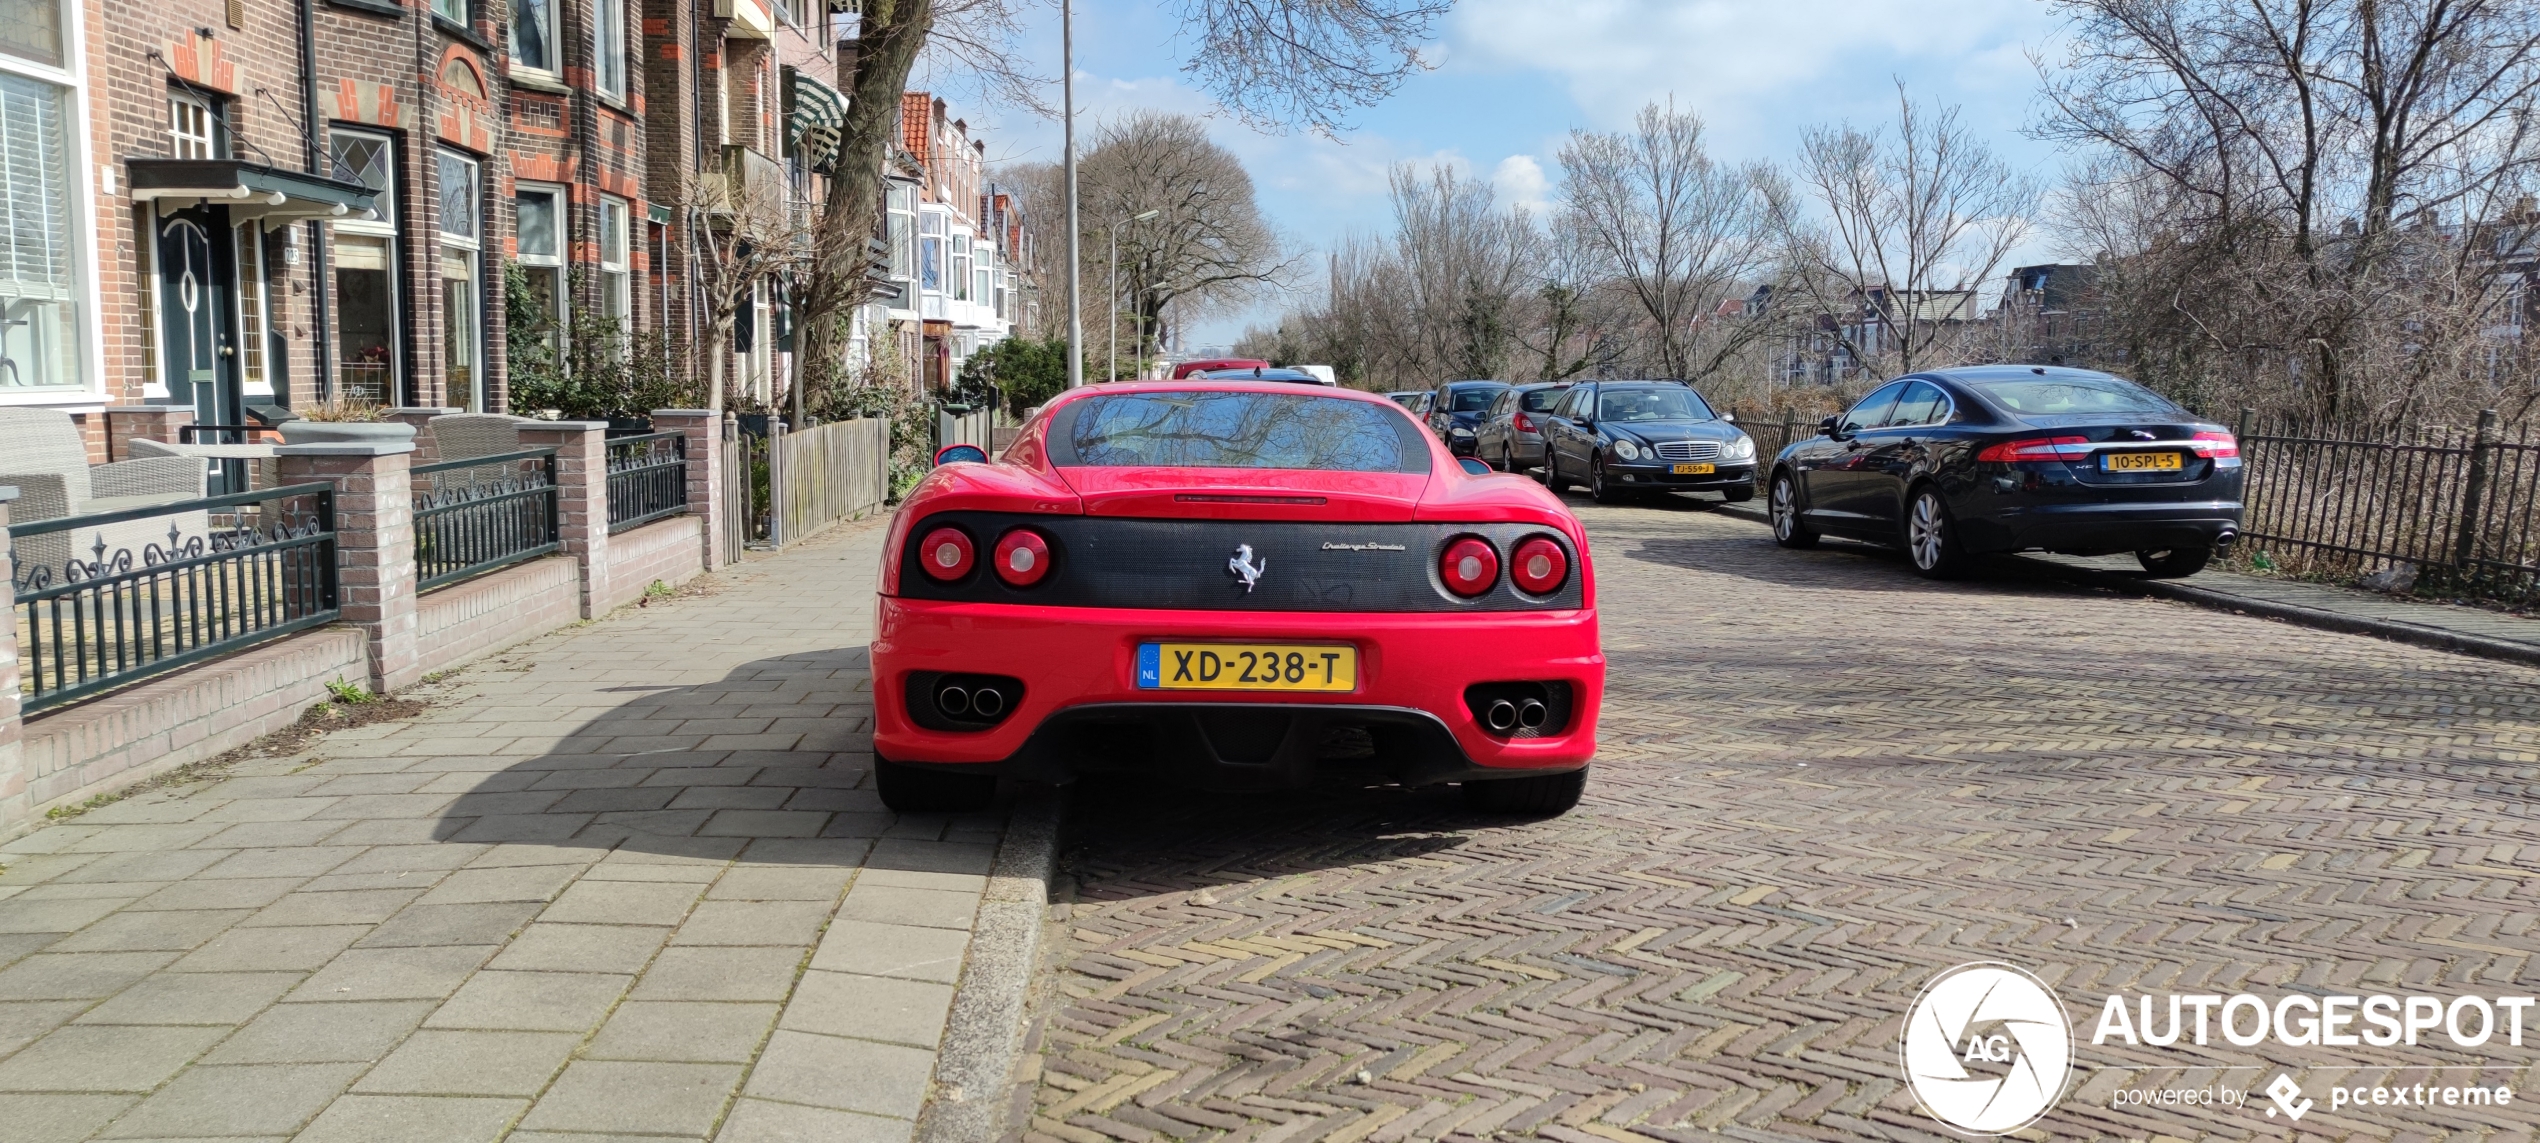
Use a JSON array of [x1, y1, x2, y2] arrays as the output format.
[[1770, 87, 2039, 379], [2036, 0, 2540, 424], [1385, 164, 1539, 380], [691, 165, 807, 412], [1559, 102, 1782, 381], [1080, 112, 1295, 373]]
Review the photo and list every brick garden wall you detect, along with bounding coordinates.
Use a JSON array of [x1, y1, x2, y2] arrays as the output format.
[[416, 554, 583, 677], [593, 515, 704, 613]]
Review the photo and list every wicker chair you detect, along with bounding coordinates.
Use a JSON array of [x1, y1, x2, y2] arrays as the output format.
[[125, 436, 281, 494], [0, 408, 208, 583]]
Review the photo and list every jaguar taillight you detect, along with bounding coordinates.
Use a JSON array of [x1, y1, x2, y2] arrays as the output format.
[[2191, 430, 2239, 459], [917, 527, 975, 582], [1976, 436, 2090, 463], [992, 528, 1052, 587], [1509, 536, 1568, 594], [1440, 537, 1500, 597]]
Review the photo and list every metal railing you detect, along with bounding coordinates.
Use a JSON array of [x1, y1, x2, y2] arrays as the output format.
[[2238, 410, 2540, 604], [10, 485, 338, 714], [606, 431, 688, 534], [413, 448, 561, 590], [719, 421, 757, 558]]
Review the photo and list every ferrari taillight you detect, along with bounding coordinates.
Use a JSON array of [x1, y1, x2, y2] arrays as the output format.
[[2191, 430, 2239, 459], [1510, 537, 1568, 594], [1440, 537, 1500, 597], [992, 528, 1051, 587], [1976, 435, 2090, 463], [917, 527, 975, 582]]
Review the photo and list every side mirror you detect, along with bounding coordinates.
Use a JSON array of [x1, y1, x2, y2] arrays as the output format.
[[1457, 457, 1491, 476], [933, 444, 989, 466], [1818, 415, 1841, 437]]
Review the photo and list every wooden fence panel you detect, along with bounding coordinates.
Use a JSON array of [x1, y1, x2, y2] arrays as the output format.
[[770, 418, 889, 547]]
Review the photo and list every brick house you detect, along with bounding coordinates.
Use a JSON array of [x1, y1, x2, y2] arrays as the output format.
[[2, 0, 1031, 456]]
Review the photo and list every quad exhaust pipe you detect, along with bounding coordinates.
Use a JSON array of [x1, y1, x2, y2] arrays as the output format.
[[1516, 699, 1548, 730], [1484, 699, 1519, 733]]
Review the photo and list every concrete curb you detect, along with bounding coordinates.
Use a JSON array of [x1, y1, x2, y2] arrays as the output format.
[[915, 785, 1062, 1143], [1703, 499, 2540, 670]]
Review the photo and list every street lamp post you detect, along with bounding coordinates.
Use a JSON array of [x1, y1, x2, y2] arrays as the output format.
[[1107, 209, 1158, 382], [1063, 0, 1083, 388]]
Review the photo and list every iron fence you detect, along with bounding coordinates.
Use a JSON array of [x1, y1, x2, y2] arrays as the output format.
[[413, 448, 560, 590], [2238, 410, 2540, 604], [10, 484, 338, 713], [606, 431, 687, 534], [719, 420, 756, 559]]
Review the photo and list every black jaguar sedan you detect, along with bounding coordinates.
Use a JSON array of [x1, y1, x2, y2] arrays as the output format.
[[1538, 380, 1758, 503], [1767, 366, 2243, 579]]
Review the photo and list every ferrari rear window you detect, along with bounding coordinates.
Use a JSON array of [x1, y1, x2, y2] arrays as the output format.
[[1971, 376, 2181, 416], [1063, 392, 1416, 471]]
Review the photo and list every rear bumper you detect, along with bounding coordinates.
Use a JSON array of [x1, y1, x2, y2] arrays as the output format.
[[1960, 499, 2244, 556], [872, 597, 1603, 788]]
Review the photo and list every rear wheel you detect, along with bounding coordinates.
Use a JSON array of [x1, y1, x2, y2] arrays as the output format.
[[875, 759, 996, 814], [1502, 444, 1517, 475], [1462, 768, 1587, 816], [1906, 486, 1968, 579], [1770, 472, 1818, 549], [2137, 545, 2213, 578]]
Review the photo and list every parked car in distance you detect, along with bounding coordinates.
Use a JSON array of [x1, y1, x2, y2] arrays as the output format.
[[1538, 380, 1757, 503], [1171, 358, 1270, 379], [870, 381, 1604, 816], [1386, 391, 1431, 414], [1767, 365, 2244, 579], [1427, 380, 1514, 456], [1294, 365, 1338, 385], [1473, 382, 1574, 475], [1200, 367, 1328, 386]]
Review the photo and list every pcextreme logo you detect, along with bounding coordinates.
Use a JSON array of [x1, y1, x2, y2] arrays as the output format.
[[1900, 962, 2075, 1136]]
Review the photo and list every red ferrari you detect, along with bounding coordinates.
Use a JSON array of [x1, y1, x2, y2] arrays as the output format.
[[869, 382, 1603, 815]]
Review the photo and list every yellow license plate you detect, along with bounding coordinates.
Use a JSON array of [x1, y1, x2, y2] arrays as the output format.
[[1671, 462, 1715, 475], [1137, 643, 1357, 692], [2101, 451, 2183, 472]]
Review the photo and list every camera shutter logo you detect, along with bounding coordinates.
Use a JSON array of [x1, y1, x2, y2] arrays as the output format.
[[1901, 962, 2074, 1135]]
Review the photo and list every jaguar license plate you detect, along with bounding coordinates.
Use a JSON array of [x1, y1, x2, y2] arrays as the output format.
[[1671, 462, 1715, 475], [2101, 451, 2184, 472], [1137, 643, 1357, 692]]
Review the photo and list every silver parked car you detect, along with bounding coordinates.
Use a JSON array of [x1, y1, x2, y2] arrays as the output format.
[[1473, 382, 1574, 474]]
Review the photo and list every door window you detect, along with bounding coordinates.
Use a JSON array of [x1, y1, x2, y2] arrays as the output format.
[[234, 223, 270, 397], [1841, 381, 1909, 433], [1883, 381, 1948, 428]]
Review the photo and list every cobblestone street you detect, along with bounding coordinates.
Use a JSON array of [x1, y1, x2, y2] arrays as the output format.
[[1024, 497, 2540, 1143]]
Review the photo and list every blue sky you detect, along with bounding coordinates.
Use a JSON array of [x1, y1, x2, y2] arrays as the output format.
[[927, 0, 2073, 350]]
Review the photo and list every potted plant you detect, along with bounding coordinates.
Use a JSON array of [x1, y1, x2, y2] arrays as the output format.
[[278, 395, 417, 446]]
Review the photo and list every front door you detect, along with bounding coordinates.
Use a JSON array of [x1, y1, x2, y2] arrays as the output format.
[[156, 204, 242, 492]]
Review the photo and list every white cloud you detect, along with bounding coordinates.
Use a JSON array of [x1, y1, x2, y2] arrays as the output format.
[[1491, 153, 1553, 216]]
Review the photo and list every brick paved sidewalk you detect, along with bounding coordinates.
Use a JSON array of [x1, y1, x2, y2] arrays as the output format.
[[0, 518, 1000, 1143]]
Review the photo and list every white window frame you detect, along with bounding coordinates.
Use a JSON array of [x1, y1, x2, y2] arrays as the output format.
[[233, 222, 271, 397], [0, 0, 102, 404], [168, 90, 217, 159], [327, 126, 402, 404], [514, 181, 569, 366], [431, 0, 467, 26], [918, 208, 945, 296], [510, 0, 557, 76], [593, 0, 625, 101], [437, 149, 483, 411], [599, 195, 630, 357]]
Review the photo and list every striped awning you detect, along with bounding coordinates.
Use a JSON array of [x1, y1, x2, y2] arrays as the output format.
[[785, 70, 845, 174]]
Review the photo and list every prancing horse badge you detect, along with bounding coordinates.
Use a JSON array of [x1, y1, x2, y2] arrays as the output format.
[[1227, 544, 1267, 593]]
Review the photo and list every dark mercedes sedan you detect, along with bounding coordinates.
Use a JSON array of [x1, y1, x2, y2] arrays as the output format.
[[1767, 366, 2243, 578], [1538, 380, 1758, 502]]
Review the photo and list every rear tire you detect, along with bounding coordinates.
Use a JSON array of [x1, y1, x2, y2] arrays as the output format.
[[1502, 444, 1517, 475], [1770, 472, 1818, 549], [1462, 768, 1587, 816], [2136, 545, 2213, 578], [1906, 486, 1969, 579], [875, 759, 996, 814]]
